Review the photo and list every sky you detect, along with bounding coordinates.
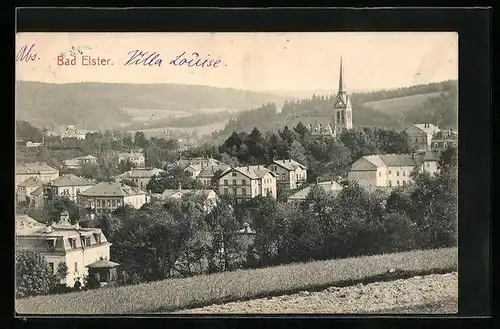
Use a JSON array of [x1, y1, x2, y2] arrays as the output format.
[[15, 32, 458, 92]]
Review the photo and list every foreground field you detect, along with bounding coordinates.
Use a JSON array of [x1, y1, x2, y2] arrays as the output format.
[[16, 247, 457, 315], [363, 92, 442, 116], [178, 272, 458, 314]]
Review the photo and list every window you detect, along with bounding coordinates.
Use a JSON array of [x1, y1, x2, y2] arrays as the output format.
[[415, 138, 418, 142], [94, 233, 102, 244], [397, 171, 400, 176], [388, 170, 392, 175], [403, 171, 406, 176], [232, 188, 237, 195], [223, 188, 228, 195], [85, 236, 91, 247], [397, 181, 400, 186], [378, 171, 381, 177], [76, 188, 80, 194], [231, 172, 237, 177], [403, 181, 406, 186], [426, 162, 430, 167], [232, 179, 237, 185], [242, 188, 246, 196], [48, 262, 54, 274], [68, 238, 77, 249], [74, 262, 78, 273], [388, 181, 392, 187], [106, 200, 111, 207], [112, 200, 117, 208], [224, 179, 228, 185], [241, 179, 246, 185]]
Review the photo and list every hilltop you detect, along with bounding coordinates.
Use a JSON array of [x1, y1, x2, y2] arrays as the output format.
[[211, 80, 458, 141], [15, 81, 295, 131]]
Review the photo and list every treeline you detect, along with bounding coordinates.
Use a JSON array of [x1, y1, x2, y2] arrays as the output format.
[[196, 124, 411, 181], [350, 80, 457, 104], [98, 149, 457, 285], [403, 87, 458, 128]]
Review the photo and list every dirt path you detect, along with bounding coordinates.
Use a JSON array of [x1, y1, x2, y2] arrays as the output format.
[[176, 272, 458, 314]]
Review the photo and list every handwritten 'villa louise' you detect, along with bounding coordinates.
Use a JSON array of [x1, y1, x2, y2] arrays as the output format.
[[57, 55, 113, 66]]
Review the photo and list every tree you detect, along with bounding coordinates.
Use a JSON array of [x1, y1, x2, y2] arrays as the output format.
[[56, 262, 69, 282], [218, 152, 240, 167], [16, 250, 59, 298], [134, 131, 148, 149], [289, 141, 308, 166]]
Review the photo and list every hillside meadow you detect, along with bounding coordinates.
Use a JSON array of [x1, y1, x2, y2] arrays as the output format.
[[16, 247, 457, 314], [363, 92, 442, 116]]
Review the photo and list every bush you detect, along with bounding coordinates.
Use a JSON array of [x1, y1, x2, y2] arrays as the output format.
[[16, 250, 59, 298]]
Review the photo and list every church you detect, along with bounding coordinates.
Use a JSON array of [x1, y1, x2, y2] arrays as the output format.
[[306, 58, 354, 138]]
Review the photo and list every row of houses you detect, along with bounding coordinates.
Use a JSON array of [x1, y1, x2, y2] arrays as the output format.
[[405, 123, 458, 152]]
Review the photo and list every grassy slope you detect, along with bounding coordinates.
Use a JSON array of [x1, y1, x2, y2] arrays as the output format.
[[16, 247, 457, 315], [363, 92, 442, 116]]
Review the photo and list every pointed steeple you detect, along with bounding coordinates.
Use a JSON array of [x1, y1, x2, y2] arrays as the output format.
[[338, 57, 346, 94]]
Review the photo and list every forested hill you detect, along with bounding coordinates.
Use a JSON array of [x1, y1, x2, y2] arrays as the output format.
[[15, 81, 295, 131], [211, 80, 458, 141]]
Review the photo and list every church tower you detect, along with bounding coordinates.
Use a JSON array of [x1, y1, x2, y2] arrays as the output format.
[[333, 57, 353, 137]]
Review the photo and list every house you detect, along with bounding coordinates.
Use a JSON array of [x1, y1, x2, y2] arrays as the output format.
[[348, 153, 440, 188], [431, 129, 458, 151], [15, 212, 112, 288], [16, 177, 43, 204], [115, 167, 164, 189], [196, 164, 231, 186], [267, 159, 308, 190], [118, 150, 146, 168], [219, 165, 277, 199], [43, 174, 95, 202], [63, 155, 98, 170], [26, 141, 43, 148], [405, 123, 441, 152], [161, 187, 218, 213], [29, 186, 45, 208], [287, 180, 343, 204], [417, 150, 441, 176], [173, 157, 226, 178], [78, 181, 148, 215], [16, 163, 60, 187], [60, 125, 86, 140]]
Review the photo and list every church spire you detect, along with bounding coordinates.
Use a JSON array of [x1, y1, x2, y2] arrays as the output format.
[[338, 57, 346, 94]]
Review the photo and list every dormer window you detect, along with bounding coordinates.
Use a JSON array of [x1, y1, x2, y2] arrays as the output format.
[[94, 233, 102, 244], [68, 238, 77, 249]]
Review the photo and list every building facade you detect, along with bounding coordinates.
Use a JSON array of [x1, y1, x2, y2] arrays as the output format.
[[16, 163, 60, 187], [15, 213, 112, 288], [78, 181, 148, 215], [405, 123, 441, 152], [115, 167, 164, 189], [218, 166, 277, 199], [348, 153, 439, 188], [118, 150, 146, 168], [431, 129, 458, 151], [63, 155, 98, 170], [267, 159, 308, 190], [161, 188, 218, 213], [196, 164, 231, 186], [16, 177, 43, 203], [43, 174, 95, 203]]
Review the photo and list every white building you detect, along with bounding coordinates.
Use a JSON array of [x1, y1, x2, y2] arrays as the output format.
[[219, 165, 277, 199], [115, 167, 164, 189], [348, 152, 440, 188], [15, 213, 112, 288], [431, 129, 458, 151], [78, 181, 148, 216], [63, 155, 98, 170], [196, 164, 231, 186], [161, 187, 218, 213], [43, 174, 95, 203], [16, 163, 60, 187], [405, 123, 441, 152], [267, 159, 308, 190], [118, 150, 146, 168]]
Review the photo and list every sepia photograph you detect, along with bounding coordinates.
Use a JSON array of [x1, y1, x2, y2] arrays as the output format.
[[15, 31, 458, 315]]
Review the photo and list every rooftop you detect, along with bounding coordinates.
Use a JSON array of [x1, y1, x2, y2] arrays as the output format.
[[288, 181, 343, 200], [47, 174, 94, 187], [222, 165, 275, 180], [16, 162, 59, 174], [18, 176, 44, 188], [79, 181, 146, 197], [272, 159, 308, 171], [86, 259, 120, 269], [412, 123, 440, 135], [162, 188, 215, 199], [197, 164, 230, 178], [117, 167, 164, 179]]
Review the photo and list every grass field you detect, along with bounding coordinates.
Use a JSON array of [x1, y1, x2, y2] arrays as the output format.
[[363, 92, 443, 116], [16, 247, 457, 315]]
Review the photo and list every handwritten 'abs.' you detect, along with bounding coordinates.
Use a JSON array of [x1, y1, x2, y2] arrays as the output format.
[[16, 44, 38, 62], [124, 50, 223, 68]]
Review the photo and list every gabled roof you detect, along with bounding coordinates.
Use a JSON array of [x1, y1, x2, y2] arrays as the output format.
[[198, 164, 230, 178], [29, 186, 44, 196], [272, 159, 308, 171], [18, 176, 43, 188], [48, 174, 94, 187], [288, 181, 343, 200], [379, 154, 419, 167], [350, 156, 384, 171], [16, 162, 59, 174], [161, 189, 215, 199], [86, 259, 119, 268], [79, 181, 145, 197], [117, 168, 163, 179], [221, 166, 276, 180], [411, 123, 440, 135]]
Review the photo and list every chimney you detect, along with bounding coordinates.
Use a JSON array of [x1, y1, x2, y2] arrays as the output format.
[[74, 222, 80, 230], [247, 165, 249, 171]]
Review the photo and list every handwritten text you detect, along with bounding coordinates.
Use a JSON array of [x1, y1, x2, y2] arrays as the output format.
[[169, 52, 222, 68], [16, 44, 38, 63], [125, 50, 163, 67]]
